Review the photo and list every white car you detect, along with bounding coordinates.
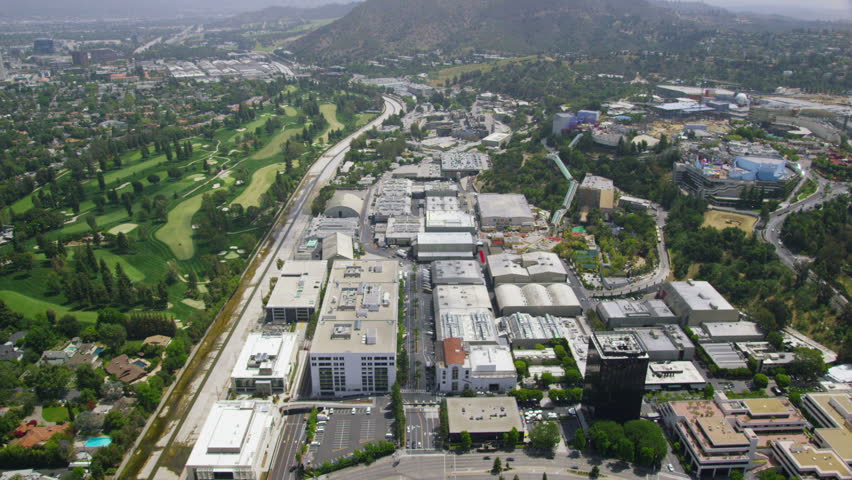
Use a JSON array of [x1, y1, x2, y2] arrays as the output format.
[[667, 464, 674, 472]]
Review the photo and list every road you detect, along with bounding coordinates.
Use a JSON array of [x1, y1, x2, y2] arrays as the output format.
[[762, 172, 848, 268], [588, 205, 671, 298], [119, 95, 403, 480], [268, 413, 307, 480], [323, 450, 657, 480]]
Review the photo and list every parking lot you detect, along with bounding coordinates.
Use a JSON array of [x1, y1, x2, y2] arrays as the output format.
[[308, 401, 392, 465]]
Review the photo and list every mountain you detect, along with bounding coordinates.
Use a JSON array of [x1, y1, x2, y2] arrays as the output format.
[[0, 0, 350, 20], [289, 0, 714, 61], [218, 3, 359, 27]]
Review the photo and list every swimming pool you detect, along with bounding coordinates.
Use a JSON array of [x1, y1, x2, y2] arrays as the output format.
[[85, 437, 112, 448]]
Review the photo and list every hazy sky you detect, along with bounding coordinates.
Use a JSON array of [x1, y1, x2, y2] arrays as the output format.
[[700, 0, 851, 19]]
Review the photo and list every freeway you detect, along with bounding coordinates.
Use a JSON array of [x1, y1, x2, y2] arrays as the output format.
[[118, 95, 403, 480], [323, 449, 655, 480]]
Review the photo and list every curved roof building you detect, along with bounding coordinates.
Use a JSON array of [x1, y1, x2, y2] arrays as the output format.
[[325, 191, 363, 218], [495, 283, 581, 317]]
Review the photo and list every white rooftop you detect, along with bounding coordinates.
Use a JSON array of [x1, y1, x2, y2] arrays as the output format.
[[417, 232, 476, 245], [186, 401, 275, 470], [468, 344, 516, 373], [478, 193, 533, 220], [231, 332, 297, 382], [645, 361, 707, 387], [666, 280, 735, 313], [267, 261, 327, 309]]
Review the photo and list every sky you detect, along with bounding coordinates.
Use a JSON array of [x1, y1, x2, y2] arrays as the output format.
[[700, 0, 851, 19]]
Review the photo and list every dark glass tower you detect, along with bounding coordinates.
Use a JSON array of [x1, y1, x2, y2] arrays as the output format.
[[583, 331, 650, 422]]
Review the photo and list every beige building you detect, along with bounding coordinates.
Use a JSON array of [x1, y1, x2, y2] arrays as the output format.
[[577, 175, 616, 212]]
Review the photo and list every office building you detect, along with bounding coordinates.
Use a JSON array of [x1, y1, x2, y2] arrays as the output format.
[[71, 51, 89, 66], [552, 113, 578, 135], [436, 338, 517, 393], [324, 191, 363, 218], [431, 260, 484, 285], [736, 342, 796, 372], [414, 232, 477, 261], [265, 261, 327, 323], [661, 399, 758, 476], [309, 260, 399, 397], [660, 280, 738, 325], [33, 39, 55, 55], [577, 175, 616, 212], [477, 193, 535, 231], [230, 332, 298, 394], [494, 283, 581, 317], [584, 332, 650, 422], [617, 325, 695, 361], [445, 397, 522, 443], [185, 401, 278, 480], [487, 252, 568, 285], [498, 313, 570, 348], [597, 299, 678, 328], [785, 392, 852, 480]]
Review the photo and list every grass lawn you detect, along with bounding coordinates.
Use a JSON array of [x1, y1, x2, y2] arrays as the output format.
[[155, 194, 204, 261], [284, 106, 298, 117], [702, 210, 757, 234], [0, 290, 98, 323], [67, 246, 147, 283], [796, 178, 817, 202], [251, 126, 303, 161], [355, 113, 377, 127], [318, 104, 343, 143], [427, 55, 539, 87], [41, 406, 69, 423], [232, 163, 286, 208]]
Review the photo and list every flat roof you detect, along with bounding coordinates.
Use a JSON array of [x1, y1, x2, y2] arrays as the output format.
[[417, 232, 476, 245], [186, 401, 275, 469], [478, 193, 533, 220], [599, 299, 676, 320], [741, 398, 787, 415], [666, 281, 735, 313], [441, 152, 489, 171], [670, 401, 750, 447], [431, 260, 483, 285], [446, 397, 522, 434], [231, 332, 298, 381], [468, 344, 516, 373], [267, 261, 327, 309], [425, 211, 475, 229], [702, 321, 762, 339], [592, 331, 648, 358], [311, 260, 399, 354], [646, 361, 706, 386], [776, 441, 852, 479], [580, 175, 614, 190]]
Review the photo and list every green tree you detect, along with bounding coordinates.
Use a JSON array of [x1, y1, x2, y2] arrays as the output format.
[[529, 422, 560, 451], [75, 364, 103, 392], [504, 427, 519, 450], [753, 373, 769, 389], [97, 323, 127, 352], [590, 466, 600, 479], [775, 373, 791, 389], [492, 457, 502, 474], [572, 429, 587, 450], [460, 431, 472, 451], [26, 365, 72, 401], [702, 384, 715, 399]]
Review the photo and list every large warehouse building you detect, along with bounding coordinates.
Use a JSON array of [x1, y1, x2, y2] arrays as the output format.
[[597, 299, 678, 328], [495, 283, 581, 317], [309, 260, 399, 397], [414, 232, 477, 261], [477, 193, 535, 231], [445, 397, 522, 443], [661, 280, 739, 325], [324, 191, 364, 218], [431, 260, 484, 285], [434, 285, 498, 344], [487, 252, 568, 285]]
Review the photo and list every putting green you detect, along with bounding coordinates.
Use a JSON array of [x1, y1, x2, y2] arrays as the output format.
[[109, 223, 138, 235], [156, 194, 204, 260], [0, 290, 98, 324]]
